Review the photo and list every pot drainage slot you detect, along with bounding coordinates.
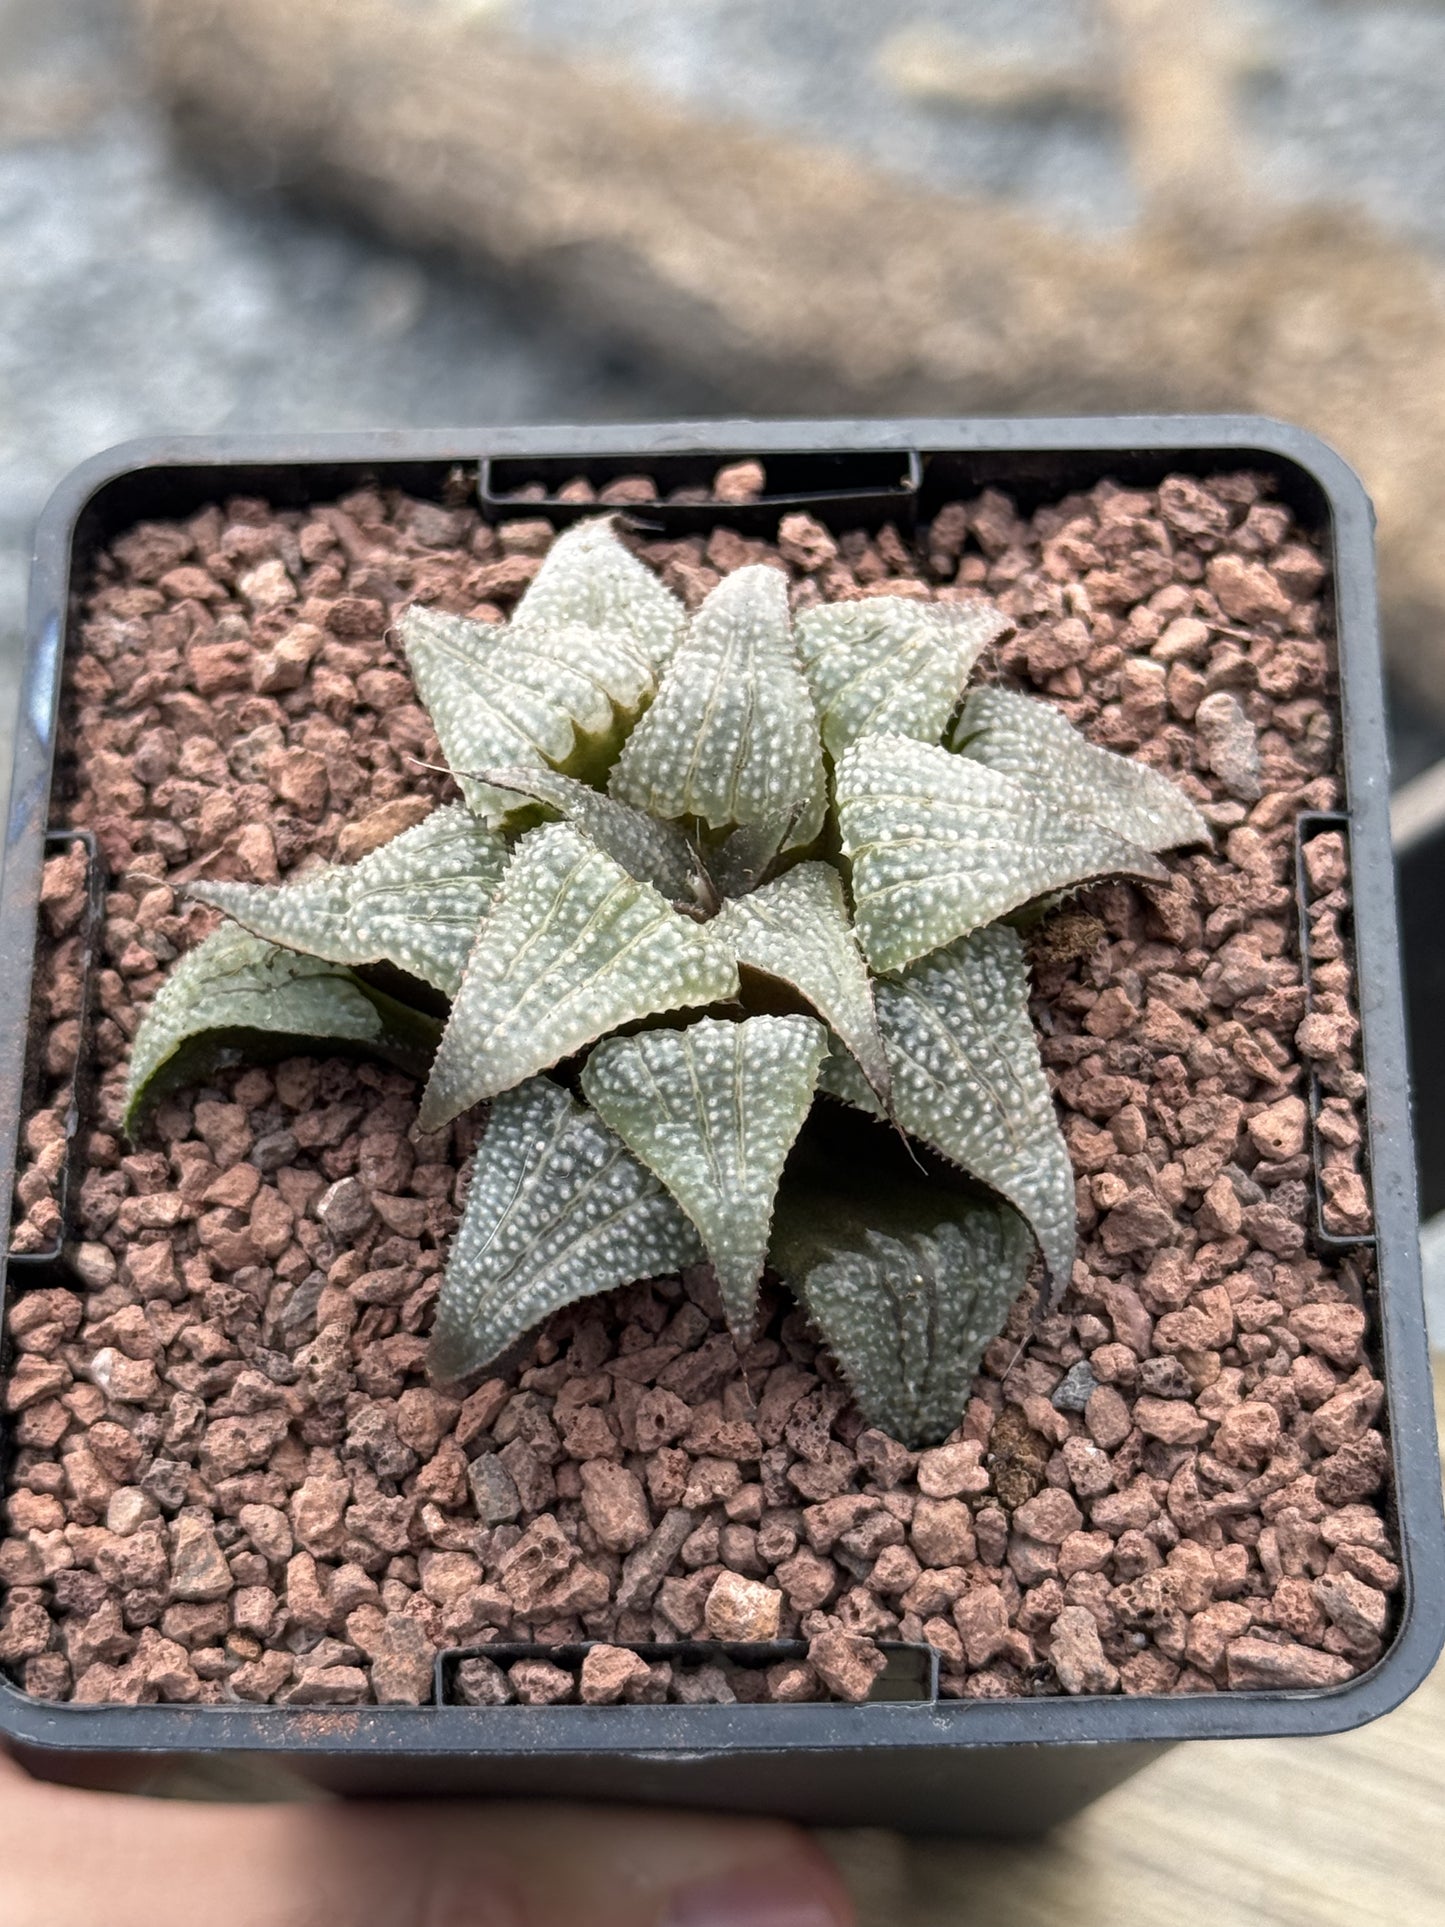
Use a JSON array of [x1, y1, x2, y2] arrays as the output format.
[[436, 1639, 939, 1707], [6, 829, 107, 1279], [480, 449, 921, 538], [1294, 810, 1375, 1253]]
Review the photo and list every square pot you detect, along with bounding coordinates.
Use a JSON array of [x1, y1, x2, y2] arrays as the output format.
[[1, 418, 1441, 1834]]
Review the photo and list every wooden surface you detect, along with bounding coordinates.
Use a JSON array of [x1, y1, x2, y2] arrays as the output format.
[[832, 1357, 1445, 1926]]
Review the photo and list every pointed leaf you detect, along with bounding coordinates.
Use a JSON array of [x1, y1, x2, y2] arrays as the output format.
[[823, 927, 1076, 1292], [187, 805, 507, 998], [610, 565, 826, 845], [476, 764, 713, 910], [430, 1077, 703, 1381], [771, 1174, 1035, 1447], [398, 598, 661, 820], [713, 863, 890, 1103], [704, 806, 801, 899], [124, 925, 440, 1132], [509, 516, 686, 673], [951, 686, 1209, 851], [796, 596, 1011, 758], [417, 824, 739, 1131], [836, 733, 1166, 973], [582, 1014, 827, 1336]]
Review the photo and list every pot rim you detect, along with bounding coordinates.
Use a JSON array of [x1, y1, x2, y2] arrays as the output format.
[[2, 415, 1440, 1770]]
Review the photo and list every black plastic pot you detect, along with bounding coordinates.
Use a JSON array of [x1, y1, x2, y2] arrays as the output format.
[[1, 418, 1441, 1835]]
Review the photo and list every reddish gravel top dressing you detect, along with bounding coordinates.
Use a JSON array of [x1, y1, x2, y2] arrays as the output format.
[[0, 466, 1393, 1712]]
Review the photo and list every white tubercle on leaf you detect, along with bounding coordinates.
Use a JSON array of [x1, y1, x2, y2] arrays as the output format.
[[713, 862, 890, 1104], [188, 805, 508, 998], [123, 925, 439, 1133], [507, 515, 686, 674], [772, 1185, 1036, 1446], [429, 1077, 703, 1382], [796, 595, 1012, 758], [581, 1014, 828, 1338], [416, 823, 739, 1132], [609, 564, 826, 845], [872, 927, 1077, 1293], [951, 686, 1210, 852], [836, 733, 1166, 974]]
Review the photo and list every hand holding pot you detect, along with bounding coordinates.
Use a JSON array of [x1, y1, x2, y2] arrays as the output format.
[[0, 1750, 852, 1926]]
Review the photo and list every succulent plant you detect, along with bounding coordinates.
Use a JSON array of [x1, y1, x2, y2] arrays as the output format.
[[125, 518, 1207, 1445]]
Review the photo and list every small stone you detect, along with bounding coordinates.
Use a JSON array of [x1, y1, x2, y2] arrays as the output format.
[[169, 1517, 232, 1602], [915, 1440, 989, 1499], [336, 797, 434, 863], [713, 460, 766, 502], [455, 1655, 514, 1705], [1225, 1636, 1354, 1691], [1134, 1397, 1208, 1446], [579, 1644, 653, 1705], [1288, 1303, 1366, 1367], [807, 1630, 887, 1703], [704, 1571, 781, 1642], [1312, 1572, 1389, 1648], [1247, 1096, 1308, 1163], [1195, 691, 1261, 801], [953, 1584, 1009, 1667], [1213, 1401, 1282, 1469], [1049, 1606, 1120, 1695], [1014, 1488, 1084, 1546], [578, 1460, 652, 1553], [105, 1487, 159, 1537], [1206, 554, 1291, 625], [317, 1177, 374, 1241], [509, 1659, 574, 1705], [1051, 1362, 1099, 1414], [467, 1454, 521, 1527], [371, 1613, 437, 1704]]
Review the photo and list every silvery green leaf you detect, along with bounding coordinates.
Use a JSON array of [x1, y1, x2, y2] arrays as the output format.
[[430, 1077, 702, 1381], [704, 806, 802, 899], [398, 601, 660, 820], [951, 686, 1209, 851], [770, 1176, 1035, 1447], [840, 927, 1075, 1292], [417, 824, 739, 1131], [610, 565, 826, 845], [124, 925, 440, 1133], [713, 862, 890, 1103], [509, 516, 686, 673], [581, 1014, 827, 1337], [187, 805, 507, 998], [836, 733, 1166, 974], [796, 596, 1011, 758], [476, 764, 713, 910]]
